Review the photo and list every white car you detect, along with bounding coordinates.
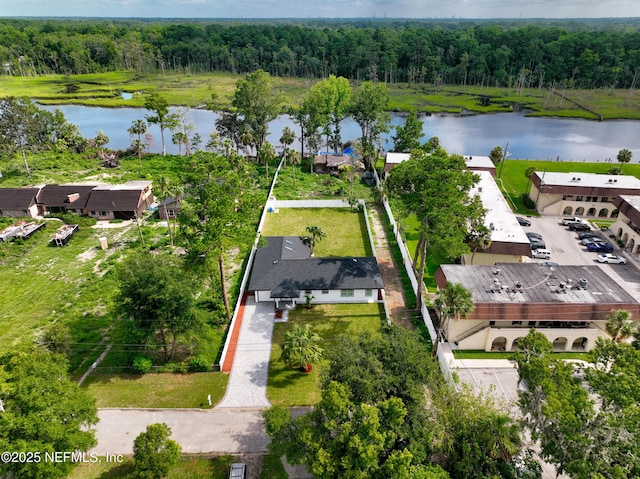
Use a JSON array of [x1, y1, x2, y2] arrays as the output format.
[[597, 254, 627, 264]]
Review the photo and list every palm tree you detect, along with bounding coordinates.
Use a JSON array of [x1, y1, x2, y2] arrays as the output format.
[[304, 225, 326, 256], [433, 282, 474, 355], [157, 175, 174, 245], [605, 309, 636, 342], [172, 132, 187, 156], [525, 166, 537, 194], [281, 324, 324, 372], [94, 130, 109, 156], [617, 148, 633, 173], [128, 119, 147, 166], [280, 126, 296, 169], [467, 228, 492, 264]]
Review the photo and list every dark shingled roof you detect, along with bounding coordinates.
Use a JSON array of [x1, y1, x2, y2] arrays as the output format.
[[249, 236, 384, 298], [0, 188, 40, 210], [85, 188, 145, 212], [37, 185, 96, 208]]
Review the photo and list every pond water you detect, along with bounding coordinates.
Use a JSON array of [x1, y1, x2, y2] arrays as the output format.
[[41, 104, 640, 162]]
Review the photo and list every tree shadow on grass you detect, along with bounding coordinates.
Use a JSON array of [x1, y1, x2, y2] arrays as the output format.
[[96, 461, 135, 478]]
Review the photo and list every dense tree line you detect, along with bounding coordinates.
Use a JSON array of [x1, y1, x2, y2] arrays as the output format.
[[1, 18, 640, 88]]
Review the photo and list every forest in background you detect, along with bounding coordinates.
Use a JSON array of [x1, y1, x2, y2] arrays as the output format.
[[1, 17, 640, 90]]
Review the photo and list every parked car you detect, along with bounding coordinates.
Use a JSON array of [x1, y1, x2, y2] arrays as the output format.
[[562, 216, 584, 226], [532, 248, 552, 259], [581, 237, 603, 246], [537, 261, 560, 267], [578, 232, 598, 240], [587, 242, 614, 253], [516, 216, 531, 227], [597, 254, 627, 264], [229, 463, 246, 479], [526, 232, 544, 241], [529, 239, 546, 250], [569, 222, 591, 231]]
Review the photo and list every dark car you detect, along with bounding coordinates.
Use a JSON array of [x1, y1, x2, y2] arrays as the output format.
[[529, 239, 546, 250], [587, 242, 614, 253], [578, 232, 598, 240], [526, 232, 544, 241], [516, 216, 531, 227], [569, 222, 591, 231]]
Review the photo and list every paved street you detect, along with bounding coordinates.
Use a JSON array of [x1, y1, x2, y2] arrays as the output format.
[[93, 408, 269, 455]]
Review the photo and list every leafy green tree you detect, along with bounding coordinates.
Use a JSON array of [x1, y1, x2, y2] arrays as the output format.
[[232, 69, 284, 155], [617, 148, 632, 172], [93, 129, 109, 156], [291, 89, 324, 172], [434, 282, 474, 354], [132, 423, 181, 479], [114, 251, 199, 363], [37, 322, 72, 355], [259, 140, 276, 181], [281, 324, 324, 372], [466, 226, 492, 264], [0, 96, 61, 175], [514, 330, 640, 478], [392, 111, 424, 152], [265, 382, 415, 478], [128, 119, 147, 166], [171, 131, 187, 156], [605, 309, 636, 342], [0, 350, 98, 479], [489, 145, 504, 165], [178, 152, 261, 320], [349, 81, 391, 170], [386, 149, 483, 311], [313, 75, 351, 153], [304, 225, 326, 256], [145, 93, 178, 156]]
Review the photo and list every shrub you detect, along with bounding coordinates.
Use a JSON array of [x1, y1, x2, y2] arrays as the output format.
[[188, 355, 211, 372], [520, 193, 535, 209], [50, 211, 97, 228], [132, 355, 153, 374]]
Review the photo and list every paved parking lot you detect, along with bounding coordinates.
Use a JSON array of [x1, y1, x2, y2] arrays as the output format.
[[522, 216, 640, 301]]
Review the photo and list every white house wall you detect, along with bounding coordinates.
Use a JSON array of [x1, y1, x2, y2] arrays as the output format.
[[462, 252, 525, 265], [255, 288, 380, 304]]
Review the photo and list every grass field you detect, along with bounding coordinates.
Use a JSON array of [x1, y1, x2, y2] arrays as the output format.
[[4, 71, 640, 119], [267, 303, 385, 406], [80, 372, 229, 408], [67, 453, 286, 479], [260, 207, 373, 257]]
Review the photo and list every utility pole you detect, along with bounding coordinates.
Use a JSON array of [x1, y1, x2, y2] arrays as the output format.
[[498, 141, 509, 178]]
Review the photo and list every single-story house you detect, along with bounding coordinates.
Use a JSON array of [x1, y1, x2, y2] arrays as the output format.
[[85, 181, 153, 220], [36, 184, 96, 216], [435, 263, 640, 352], [157, 195, 187, 220], [0, 188, 41, 218], [463, 171, 531, 265], [248, 236, 384, 307], [529, 171, 640, 218]]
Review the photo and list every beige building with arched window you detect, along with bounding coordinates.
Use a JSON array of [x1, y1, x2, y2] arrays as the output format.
[[435, 263, 640, 352], [529, 171, 640, 219]]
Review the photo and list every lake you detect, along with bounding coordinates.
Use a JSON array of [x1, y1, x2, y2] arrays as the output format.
[[41, 105, 640, 163]]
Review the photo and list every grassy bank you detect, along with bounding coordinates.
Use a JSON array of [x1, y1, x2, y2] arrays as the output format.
[[3, 71, 640, 119]]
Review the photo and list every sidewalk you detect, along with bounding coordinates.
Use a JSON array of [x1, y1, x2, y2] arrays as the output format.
[[217, 298, 274, 409]]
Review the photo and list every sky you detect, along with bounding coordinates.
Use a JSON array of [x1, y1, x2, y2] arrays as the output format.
[[1, 0, 639, 19]]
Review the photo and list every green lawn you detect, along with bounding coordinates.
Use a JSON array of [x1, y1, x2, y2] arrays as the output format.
[[260, 207, 373, 257], [0, 221, 131, 356], [80, 372, 229, 408], [67, 453, 286, 479], [267, 303, 385, 406], [272, 161, 376, 203], [453, 350, 591, 361]]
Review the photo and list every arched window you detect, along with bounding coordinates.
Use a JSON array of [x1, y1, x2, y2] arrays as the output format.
[[563, 206, 573, 215], [598, 208, 609, 218], [575, 207, 585, 215], [587, 208, 596, 217]]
